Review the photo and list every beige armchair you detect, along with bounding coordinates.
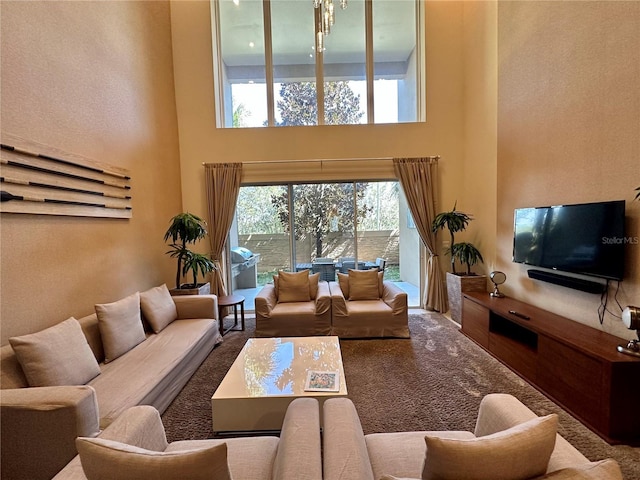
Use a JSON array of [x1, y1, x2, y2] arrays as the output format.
[[255, 270, 332, 337], [328, 269, 409, 338]]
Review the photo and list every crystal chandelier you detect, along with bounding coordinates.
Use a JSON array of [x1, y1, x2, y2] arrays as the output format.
[[314, 0, 348, 52]]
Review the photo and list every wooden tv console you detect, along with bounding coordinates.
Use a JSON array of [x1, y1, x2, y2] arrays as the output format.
[[462, 292, 640, 445]]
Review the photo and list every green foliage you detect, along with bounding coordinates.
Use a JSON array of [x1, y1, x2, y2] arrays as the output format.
[[271, 183, 372, 256], [237, 186, 287, 234], [182, 252, 215, 288], [275, 81, 364, 126], [164, 213, 212, 289], [451, 243, 484, 276], [432, 202, 483, 275], [233, 103, 250, 128]]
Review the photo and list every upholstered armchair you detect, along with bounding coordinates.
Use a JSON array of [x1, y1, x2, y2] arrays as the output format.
[[255, 270, 332, 337], [328, 269, 409, 338]]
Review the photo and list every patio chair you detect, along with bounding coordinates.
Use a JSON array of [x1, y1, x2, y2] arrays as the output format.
[[313, 262, 337, 282], [375, 258, 386, 271]]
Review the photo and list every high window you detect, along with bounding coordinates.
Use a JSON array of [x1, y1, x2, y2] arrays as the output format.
[[212, 0, 424, 128]]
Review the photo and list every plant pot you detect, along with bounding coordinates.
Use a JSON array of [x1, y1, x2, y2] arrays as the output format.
[[169, 282, 211, 296], [446, 272, 487, 325]]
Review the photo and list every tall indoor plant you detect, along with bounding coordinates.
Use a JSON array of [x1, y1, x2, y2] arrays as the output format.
[[432, 203, 486, 323], [164, 212, 215, 295]]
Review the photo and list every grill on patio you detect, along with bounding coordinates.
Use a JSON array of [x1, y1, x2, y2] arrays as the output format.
[[230, 247, 261, 289]]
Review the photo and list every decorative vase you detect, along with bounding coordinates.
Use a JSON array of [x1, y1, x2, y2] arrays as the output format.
[[446, 272, 487, 325]]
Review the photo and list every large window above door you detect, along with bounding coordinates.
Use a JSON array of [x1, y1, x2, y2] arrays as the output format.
[[211, 0, 425, 128]]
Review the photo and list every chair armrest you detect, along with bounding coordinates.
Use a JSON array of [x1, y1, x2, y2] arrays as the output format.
[[381, 281, 408, 315], [322, 398, 375, 480], [173, 294, 218, 320], [55, 405, 168, 480], [475, 394, 589, 472], [273, 398, 322, 480], [314, 281, 332, 316], [1, 386, 99, 480], [328, 281, 348, 317], [255, 284, 277, 318]]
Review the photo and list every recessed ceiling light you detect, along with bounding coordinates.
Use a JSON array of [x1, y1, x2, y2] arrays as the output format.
[[309, 53, 313, 58], [233, 0, 239, 6], [249, 41, 255, 48]]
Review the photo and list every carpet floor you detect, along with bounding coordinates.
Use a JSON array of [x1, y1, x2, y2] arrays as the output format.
[[161, 311, 640, 479]]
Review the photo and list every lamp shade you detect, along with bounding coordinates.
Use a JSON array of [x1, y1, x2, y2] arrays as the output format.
[[622, 306, 640, 330]]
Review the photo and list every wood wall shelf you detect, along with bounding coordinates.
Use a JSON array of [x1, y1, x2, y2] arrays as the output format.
[[462, 291, 640, 445]]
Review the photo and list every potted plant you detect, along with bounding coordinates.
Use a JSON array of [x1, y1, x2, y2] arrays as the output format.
[[164, 212, 215, 295], [432, 203, 486, 324]]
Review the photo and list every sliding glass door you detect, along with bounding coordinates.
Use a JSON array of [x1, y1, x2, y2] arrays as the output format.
[[229, 180, 420, 308]]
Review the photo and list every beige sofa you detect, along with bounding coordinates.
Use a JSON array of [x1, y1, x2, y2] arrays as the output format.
[[255, 271, 332, 337], [328, 271, 409, 338], [53, 398, 322, 480], [0, 287, 220, 480], [322, 394, 623, 480]]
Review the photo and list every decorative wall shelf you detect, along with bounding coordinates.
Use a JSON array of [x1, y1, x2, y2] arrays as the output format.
[[0, 133, 131, 219]]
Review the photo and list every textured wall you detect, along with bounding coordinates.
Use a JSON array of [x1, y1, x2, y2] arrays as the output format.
[[0, 1, 182, 344], [496, 1, 640, 339]]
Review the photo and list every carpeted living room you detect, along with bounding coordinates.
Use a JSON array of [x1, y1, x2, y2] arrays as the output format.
[[2, 1, 639, 479]]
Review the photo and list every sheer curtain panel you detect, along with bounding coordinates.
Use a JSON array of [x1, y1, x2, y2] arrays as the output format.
[[393, 157, 447, 312], [204, 163, 243, 297]]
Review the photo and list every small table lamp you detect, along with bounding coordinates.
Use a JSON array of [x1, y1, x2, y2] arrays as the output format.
[[617, 306, 640, 357], [490, 271, 506, 298]]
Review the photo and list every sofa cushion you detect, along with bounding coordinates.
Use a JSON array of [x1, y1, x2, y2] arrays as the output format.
[[95, 292, 146, 363], [534, 459, 623, 479], [76, 437, 231, 480], [9, 317, 101, 387], [277, 270, 311, 303], [309, 272, 320, 299], [348, 268, 380, 300], [422, 414, 558, 480], [140, 284, 178, 333], [337, 272, 349, 298]]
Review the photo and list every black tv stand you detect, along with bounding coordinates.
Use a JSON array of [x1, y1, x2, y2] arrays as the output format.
[[527, 269, 606, 294], [462, 291, 640, 445]]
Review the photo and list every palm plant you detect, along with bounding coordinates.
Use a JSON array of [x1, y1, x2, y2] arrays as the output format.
[[164, 213, 213, 289], [432, 202, 483, 275]]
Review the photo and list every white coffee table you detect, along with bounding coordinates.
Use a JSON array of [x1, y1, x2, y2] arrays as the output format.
[[211, 336, 347, 434]]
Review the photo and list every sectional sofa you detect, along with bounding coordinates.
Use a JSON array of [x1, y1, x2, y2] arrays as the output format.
[[0, 285, 220, 480]]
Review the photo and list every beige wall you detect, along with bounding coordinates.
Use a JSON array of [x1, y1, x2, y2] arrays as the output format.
[[461, 1, 498, 276], [496, 1, 640, 339], [0, 1, 183, 344]]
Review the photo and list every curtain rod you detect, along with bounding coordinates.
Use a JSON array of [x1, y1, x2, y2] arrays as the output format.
[[203, 156, 440, 166]]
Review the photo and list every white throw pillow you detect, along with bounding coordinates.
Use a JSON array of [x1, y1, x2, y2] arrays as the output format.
[[140, 284, 178, 333], [9, 317, 101, 387], [95, 292, 146, 363], [422, 414, 558, 480], [76, 437, 232, 480]]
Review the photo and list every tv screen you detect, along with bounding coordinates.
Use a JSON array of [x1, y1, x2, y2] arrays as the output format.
[[513, 200, 625, 280]]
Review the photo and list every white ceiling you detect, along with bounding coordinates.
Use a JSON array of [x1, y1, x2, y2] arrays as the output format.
[[217, 0, 417, 68]]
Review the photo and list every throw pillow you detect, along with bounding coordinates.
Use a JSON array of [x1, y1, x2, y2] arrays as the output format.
[[140, 284, 178, 333], [95, 292, 146, 363], [278, 270, 311, 303], [309, 272, 320, 299], [337, 272, 349, 298], [533, 459, 623, 480], [76, 437, 232, 480], [348, 268, 381, 301], [9, 317, 101, 387], [422, 414, 558, 480]]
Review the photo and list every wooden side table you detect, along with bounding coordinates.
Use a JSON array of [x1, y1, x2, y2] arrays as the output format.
[[217, 294, 245, 336]]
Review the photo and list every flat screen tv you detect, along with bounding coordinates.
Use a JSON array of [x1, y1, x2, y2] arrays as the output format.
[[513, 200, 625, 281]]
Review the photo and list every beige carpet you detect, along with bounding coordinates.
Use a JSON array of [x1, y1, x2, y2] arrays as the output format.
[[161, 312, 640, 479]]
